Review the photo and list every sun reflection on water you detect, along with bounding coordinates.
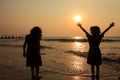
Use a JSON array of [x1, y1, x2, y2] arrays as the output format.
[[73, 76, 80, 80], [67, 38, 89, 74], [72, 36, 87, 52], [70, 55, 86, 73], [73, 42, 82, 51], [74, 36, 82, 40], [72, 41, 86, 52]]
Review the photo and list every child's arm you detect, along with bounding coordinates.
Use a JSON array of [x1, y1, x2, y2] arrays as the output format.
[[23, 38, 27, 57], [101, 22, 115, 35], [77, 23, 89, 35]]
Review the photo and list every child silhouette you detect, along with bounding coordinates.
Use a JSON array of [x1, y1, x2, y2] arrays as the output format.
[[77, 22, 115, 77], [23, 26, 42, 80]]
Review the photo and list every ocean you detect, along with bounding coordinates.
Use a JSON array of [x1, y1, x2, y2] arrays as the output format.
[[0, 36, 120, 78]]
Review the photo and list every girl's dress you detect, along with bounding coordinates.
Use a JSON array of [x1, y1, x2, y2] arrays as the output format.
[[25, 34, 42, 66], [86, 34, 104, 65]]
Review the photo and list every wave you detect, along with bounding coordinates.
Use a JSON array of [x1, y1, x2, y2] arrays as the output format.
[[65, 50, 88, 57], [102, 53, 120, 64], [42, 37, 120, 42], [42, 70, 118, 77], [42, 70, 90, 76], [0, 43, 53, 50], [103, 57, 120, 64], [65, 50, 120, 64], [0, 36, 120, 42], [0, 44, 22, 47], [43, 38, 87, 42]]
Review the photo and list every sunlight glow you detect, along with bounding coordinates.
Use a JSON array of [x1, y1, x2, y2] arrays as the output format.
[[74, 15, 82, 23]]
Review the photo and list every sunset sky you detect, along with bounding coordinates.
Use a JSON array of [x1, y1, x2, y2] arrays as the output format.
[[0, 0, 120, 37]]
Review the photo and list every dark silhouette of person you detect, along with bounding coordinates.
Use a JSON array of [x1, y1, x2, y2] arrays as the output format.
[[23, 26, 42, 80], [77, 22, 115, 78]]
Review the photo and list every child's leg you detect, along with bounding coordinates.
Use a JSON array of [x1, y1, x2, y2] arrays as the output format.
[[35, 66, 39, 78], [96, 65, 100, 77], [31, 66, 35, 79], [91, 65, 95, 76]]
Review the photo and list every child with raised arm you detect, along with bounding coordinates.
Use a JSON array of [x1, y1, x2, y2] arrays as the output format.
[[23, 26, 42, 80], [77, 22, 115, 78]]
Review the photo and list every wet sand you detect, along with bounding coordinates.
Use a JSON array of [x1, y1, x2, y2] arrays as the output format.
[[0, 64, 119, 80], [0, 42, 119, 80]]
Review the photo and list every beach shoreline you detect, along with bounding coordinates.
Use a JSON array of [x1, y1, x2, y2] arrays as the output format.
[[0, 37, 120, 80]]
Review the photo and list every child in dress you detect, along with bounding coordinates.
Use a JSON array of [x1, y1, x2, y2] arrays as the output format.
[[23, 26, 42, 80], [77, 22, 114, 77]]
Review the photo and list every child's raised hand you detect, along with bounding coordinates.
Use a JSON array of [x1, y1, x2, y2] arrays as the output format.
[[77, 23, 82, 27], [110, 22, 115, 27]]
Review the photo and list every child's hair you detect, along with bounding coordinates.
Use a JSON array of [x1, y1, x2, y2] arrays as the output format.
[[90, 26, 100, 36], [30, 26, 42, 36]]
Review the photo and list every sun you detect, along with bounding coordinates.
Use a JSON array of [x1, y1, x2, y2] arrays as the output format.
[[74, 15, 82, 23]]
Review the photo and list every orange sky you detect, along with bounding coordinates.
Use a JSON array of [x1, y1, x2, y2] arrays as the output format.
[[0, 0, 120, 37]]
